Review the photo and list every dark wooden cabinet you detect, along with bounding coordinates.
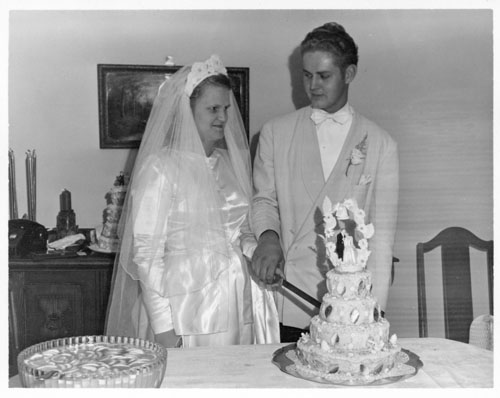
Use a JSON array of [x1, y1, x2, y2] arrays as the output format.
[[8, 254, 115, 376]]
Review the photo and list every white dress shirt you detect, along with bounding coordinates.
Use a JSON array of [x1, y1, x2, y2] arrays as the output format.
[[311, 103, 353, 181]]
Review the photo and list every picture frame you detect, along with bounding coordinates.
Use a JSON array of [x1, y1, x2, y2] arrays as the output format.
[[97, 64, 250, 148]]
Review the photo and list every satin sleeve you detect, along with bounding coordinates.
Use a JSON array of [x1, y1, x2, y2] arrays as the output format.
[[130, 154, 173, 324], [240, 216, 257, 259], [139, 282, 174, 333], [210, 149, 257, 259]]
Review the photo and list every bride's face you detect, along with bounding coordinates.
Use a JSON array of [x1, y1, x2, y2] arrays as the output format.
[[192, 84, 231, 146]]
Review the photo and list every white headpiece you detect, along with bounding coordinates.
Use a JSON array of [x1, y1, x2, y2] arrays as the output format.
[[184, 54, 228, 96]]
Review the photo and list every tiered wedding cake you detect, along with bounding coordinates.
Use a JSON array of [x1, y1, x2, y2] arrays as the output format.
[[97, 173, 127, 252], [295, 197, 400, 382]]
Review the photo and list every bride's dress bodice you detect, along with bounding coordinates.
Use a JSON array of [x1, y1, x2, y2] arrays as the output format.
[[158, 148, 251, 256], [153, 149, 249, 254], [206, 148, 249, 246]]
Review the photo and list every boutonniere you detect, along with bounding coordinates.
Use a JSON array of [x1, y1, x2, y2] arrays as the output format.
[[345, 134, 368, 176]]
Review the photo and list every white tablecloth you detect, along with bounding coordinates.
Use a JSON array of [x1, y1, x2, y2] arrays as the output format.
[[10, 337, 493, 388]]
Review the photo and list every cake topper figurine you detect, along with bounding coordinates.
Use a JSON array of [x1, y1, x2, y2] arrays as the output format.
[[114, 171, 129, 186], [321, 197, 374, 270]]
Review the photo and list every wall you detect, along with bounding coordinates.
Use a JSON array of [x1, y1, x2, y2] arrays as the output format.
[[8, 9, 493, 338]]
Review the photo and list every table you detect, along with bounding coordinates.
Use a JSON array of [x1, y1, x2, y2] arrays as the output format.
[[9, 338, 493, 388]]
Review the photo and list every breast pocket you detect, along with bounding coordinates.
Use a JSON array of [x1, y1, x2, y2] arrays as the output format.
[[350, 183, 370, 209]]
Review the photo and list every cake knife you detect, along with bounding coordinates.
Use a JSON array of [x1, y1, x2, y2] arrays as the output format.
[[272, 275, 321, 309]]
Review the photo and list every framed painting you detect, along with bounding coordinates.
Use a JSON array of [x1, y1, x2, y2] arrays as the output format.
[[97, 64, 250, 148]]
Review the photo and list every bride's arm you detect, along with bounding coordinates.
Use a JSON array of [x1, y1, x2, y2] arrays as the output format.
[[131, 154, 180, 346], [239, 210, 258, 260]]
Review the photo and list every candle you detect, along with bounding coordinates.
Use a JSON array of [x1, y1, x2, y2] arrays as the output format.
[[8, 149, 18, 219], [25, 149, 36, 221], [60, 189, 72, 211]]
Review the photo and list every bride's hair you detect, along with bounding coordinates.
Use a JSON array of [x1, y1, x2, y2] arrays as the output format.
[[190, 74, 231, 101]]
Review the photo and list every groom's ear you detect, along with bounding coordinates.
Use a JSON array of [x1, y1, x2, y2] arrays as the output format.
[[344, 64, 357, 84]]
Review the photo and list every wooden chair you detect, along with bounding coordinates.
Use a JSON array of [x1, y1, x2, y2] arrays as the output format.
[[416, 227, 493, 343]]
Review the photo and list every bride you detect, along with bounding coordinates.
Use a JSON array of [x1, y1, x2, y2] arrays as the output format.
[[105, 55, 279, 347]]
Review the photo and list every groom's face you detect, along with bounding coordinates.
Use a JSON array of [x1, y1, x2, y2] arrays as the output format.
[[302, 50, 355, 114]]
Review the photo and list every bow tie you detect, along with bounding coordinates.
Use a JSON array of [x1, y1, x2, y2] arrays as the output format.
[[310, 109, 350, 125]]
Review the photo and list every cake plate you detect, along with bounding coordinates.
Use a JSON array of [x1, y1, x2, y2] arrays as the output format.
[[88, 244, 116, 254], [272, 343, 423, 386]]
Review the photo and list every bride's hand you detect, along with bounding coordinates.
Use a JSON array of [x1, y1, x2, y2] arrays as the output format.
[[155, 329, 182, 348]]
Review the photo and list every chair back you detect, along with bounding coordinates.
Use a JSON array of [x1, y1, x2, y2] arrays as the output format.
[[469, 314, 494, 350], [416, 226, 493, 343]]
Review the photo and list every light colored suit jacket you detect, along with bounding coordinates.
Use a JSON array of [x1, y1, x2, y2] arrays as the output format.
[[252, 106, 399, 328]]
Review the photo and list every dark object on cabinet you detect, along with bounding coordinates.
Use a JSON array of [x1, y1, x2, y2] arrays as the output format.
[[416, 226, 493, 343], [9, 219, 48, 258], [8, 254, 115, 377]]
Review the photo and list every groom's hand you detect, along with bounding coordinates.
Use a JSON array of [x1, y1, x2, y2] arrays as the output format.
[[251, 230, 284, 284]]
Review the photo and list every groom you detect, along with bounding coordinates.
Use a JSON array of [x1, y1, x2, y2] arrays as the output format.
[[251, 22, 399, 341]]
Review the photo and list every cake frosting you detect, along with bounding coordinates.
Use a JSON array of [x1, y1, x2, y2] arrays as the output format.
[[295, 197, 400, 382], [97, 173, 128, 252]]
